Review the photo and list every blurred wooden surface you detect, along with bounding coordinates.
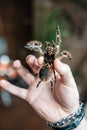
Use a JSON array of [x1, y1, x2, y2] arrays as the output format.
[[0, 94, 51, 130]]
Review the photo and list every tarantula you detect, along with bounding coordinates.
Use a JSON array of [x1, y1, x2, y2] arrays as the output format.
[[25, 26, 72, 91]]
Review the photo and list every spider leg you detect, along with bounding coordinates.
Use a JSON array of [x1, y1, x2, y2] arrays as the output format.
[[45, 41, 51, 47], [51, 81, 53, 92], [56, 25, 62, 46], [53, 68, 56, 83], [56, 26, 62, 57], [35, 74, 42, 88], [36, 80, 42, 88], [50, 67, 56, 92], [56, 45, 60, 57], [25, 40, 44, 55], [59, 50, 72, 61]]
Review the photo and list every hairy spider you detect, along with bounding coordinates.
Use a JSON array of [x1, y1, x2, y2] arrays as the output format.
[[25, 26, 72, 91]]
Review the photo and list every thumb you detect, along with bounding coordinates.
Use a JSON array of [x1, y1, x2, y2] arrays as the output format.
[[54, 59, 75, 85]]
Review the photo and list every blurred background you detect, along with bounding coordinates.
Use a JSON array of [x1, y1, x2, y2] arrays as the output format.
[[0, 0, 87, 130]]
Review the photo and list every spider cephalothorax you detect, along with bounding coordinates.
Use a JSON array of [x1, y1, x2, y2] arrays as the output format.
[[25, 26, 72, 91]]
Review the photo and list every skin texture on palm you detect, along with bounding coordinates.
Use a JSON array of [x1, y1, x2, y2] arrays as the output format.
[[0, 55, 79, 123]]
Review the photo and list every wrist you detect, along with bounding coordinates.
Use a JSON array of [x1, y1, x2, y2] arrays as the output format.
[[75, 117, 87, 130], [46, 101, 85, 130], [45, 102, 79, 123]]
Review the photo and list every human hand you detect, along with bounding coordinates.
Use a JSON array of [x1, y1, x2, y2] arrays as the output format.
[[0, 55, 79, 123]]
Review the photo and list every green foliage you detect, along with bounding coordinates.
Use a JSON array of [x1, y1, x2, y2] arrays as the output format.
[[38, 8, 70, 45], [42, 8, 69, 41], [33, 8, 70, 52]]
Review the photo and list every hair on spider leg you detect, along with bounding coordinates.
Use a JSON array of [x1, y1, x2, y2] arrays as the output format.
[[60, 50, 72, 61]]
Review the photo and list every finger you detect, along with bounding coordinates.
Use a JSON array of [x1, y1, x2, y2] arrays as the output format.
[[26, 55, 41, 74], [54, 59, 76, 86], [0, 80, 27, 100], [13, 60, 35, 85], [37, 56, 44, 65]]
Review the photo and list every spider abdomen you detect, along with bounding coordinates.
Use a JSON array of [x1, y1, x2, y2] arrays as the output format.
[[39, 65, 52, 82]]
